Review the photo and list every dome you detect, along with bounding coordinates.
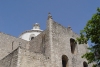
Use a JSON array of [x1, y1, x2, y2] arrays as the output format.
[[19, 23, 43, 41]]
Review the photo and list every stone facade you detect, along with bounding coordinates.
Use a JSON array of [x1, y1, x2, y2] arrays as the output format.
[[0, 14, 91, 67]]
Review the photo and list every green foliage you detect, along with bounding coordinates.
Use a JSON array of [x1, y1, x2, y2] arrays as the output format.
[[77, 8, 100, 67]]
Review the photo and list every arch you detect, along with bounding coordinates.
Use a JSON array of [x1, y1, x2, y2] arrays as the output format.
[[31, 37, 34, 40], [70, 38, 77, 54], [83, 61, 88, 67], [62, 55, 68, 67], [29, 34, 35, 40]]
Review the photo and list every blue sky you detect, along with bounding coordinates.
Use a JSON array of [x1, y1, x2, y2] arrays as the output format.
[[0, 0, 100, 37]]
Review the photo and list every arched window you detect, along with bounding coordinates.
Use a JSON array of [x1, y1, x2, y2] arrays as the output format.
[[31, 37, 34, 40], [83, 61, 88, 67], [29, 34, 35, 41], [70, 38, 77, 54], [62, 55, 68, 67]]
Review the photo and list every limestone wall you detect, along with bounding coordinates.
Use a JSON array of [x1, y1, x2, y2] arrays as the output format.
[[49, 20, 88, 67], [29, 18, 88, 67], [29, 29, 51, 59], [0, 32, 28, 60], [18, 47, 51, 67], [0, 48, 19, 67]]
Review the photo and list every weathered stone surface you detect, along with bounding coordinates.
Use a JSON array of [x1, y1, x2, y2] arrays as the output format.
[[0, 32, 28, 60], [0, 15, 91, 67], [0, 47, 19, 67]]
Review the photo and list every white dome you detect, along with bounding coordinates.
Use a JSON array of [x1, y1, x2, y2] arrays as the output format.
[[19, 23, 43, 41]]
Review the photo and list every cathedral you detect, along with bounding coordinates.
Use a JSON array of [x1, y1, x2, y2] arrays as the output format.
[[0, 13, 91, 67]]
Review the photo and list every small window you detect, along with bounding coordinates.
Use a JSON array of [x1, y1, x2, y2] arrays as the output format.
[[70, 38, 77, 54], [83, 61, 88, 67], [29, 34, 35, 41], [62, 55, 68, 67], [31, 37, 34, 40]]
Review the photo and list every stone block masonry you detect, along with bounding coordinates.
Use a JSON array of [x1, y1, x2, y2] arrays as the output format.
[[0, 13, 91, 67], [0, 32, 28, 60]]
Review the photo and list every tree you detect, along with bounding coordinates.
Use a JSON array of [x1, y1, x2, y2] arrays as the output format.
[[77, 8, 100, 67]]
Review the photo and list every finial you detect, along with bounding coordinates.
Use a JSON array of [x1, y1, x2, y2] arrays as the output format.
[[68, 26, 72, 30], [48, 12, 53, 19]]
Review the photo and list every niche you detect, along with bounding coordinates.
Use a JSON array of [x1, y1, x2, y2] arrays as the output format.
[[62, 55, 68, 67], [70, 38, 77, 54]]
